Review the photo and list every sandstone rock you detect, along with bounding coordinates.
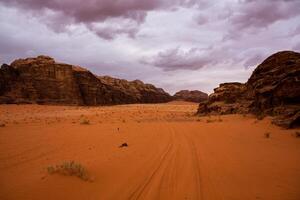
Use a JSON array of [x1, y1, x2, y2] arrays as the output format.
[[173, 90, 208, 102], [98, 76, 172, 103], [209, 83, 247, 104], [197, 82, 251, 115], [247, 51, 300, 112], [0, 56, 172, 105], [1, 56, 82, 105], [197, 51, 300, 128]]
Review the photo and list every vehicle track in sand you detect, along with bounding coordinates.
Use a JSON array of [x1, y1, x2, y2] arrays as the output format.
[[125, 124, 206, 200]]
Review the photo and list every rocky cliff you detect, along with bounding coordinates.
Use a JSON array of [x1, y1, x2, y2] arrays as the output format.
[[173, 90, 208, 102], [0, 56, 172, 105], [98, 76, 172, 103], [197, 51, 300, 128]]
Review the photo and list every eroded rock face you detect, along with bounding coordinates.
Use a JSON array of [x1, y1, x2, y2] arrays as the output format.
[[98, 76, 172, 103], [197, 82, 251, 115], [1, 56, 83, 104], [173, 90, 208, 102], [197, 51, 300, 128], [247, 51, 300, 111], [0, 56, 172, 105]]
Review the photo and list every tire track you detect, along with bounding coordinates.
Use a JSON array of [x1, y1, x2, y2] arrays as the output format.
[[128, 127, 175, 200], [183, 130, 204, 200], [127, 124, 206, 200]]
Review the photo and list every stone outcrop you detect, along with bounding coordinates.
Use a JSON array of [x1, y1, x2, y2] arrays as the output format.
[[197, 51, 300, 128], [98, 76, 172, 103], [197, 82, 251, 115], [0, 55, 172, 105], [173, 90, 208, 102]]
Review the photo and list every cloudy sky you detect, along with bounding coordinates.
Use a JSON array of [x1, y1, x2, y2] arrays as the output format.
[[0, 0, 300, 94]]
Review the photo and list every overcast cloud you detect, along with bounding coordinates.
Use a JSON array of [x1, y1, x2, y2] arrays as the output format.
[[0, 0, 299, 94]]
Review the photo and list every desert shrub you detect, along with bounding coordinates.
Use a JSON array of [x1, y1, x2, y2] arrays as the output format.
[[80, 118, 90, 125], [264, 132, 271, 138], [47, 161, 91, 181], [218, 116, 223, 122], [206, 119, 213, 123], [257, 114, 265, 120]]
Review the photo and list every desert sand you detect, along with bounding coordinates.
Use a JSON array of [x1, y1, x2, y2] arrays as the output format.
[[0, 101, 300, 200]]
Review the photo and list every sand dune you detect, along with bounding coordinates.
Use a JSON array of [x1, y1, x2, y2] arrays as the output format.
[[0, 102, 300, 200]]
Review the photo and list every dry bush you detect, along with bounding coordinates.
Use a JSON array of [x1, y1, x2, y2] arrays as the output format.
[[218, 116, 223, 122], [257, 114, 265, 120], [47, 161, 91, 181], [80, 118, 90, 125]]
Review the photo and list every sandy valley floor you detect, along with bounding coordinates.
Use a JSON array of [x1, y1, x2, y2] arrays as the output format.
[[0, 102, 300, 200]]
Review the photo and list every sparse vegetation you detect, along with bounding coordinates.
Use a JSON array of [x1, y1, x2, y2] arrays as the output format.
[[218, 116, 223, 122], [47, 161, 91, 181], [206, 117, 223, 123], [264, 132, 271, 138], [257, 114, 265, 120]]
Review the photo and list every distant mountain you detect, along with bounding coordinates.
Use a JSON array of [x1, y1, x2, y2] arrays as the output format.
[[173, 90, 208, 102], [0, 55, 172, 105]]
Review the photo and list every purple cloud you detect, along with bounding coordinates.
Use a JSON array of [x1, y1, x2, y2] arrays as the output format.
[[0, 0, 299, 94], [232, 0, 300, 29], [0, 0, 201, 39], [141, 47, 224, 71], [221, 0, 300, 40]]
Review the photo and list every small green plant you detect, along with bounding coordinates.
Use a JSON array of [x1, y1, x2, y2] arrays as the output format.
[[264, 132, 271, 138], [80, 118, 90, 125], [47, 161, 91, 181]]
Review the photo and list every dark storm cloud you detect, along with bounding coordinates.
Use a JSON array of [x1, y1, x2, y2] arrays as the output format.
[[0, 0, 299, 93], [141, 46, 235, 71], [221, 0, 300, 40], [0, 0, 202, 39], [230, 0, 300, 30]]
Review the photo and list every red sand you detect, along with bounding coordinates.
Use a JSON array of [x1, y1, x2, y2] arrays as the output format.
[[0, 102, 300, 200]]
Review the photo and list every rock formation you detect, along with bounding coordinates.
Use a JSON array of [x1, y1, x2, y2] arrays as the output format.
[[173, 90, 208, 102], [0, 55, 172, 105], [99, 76, 172, 103], [197, 51, 300, 128]]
